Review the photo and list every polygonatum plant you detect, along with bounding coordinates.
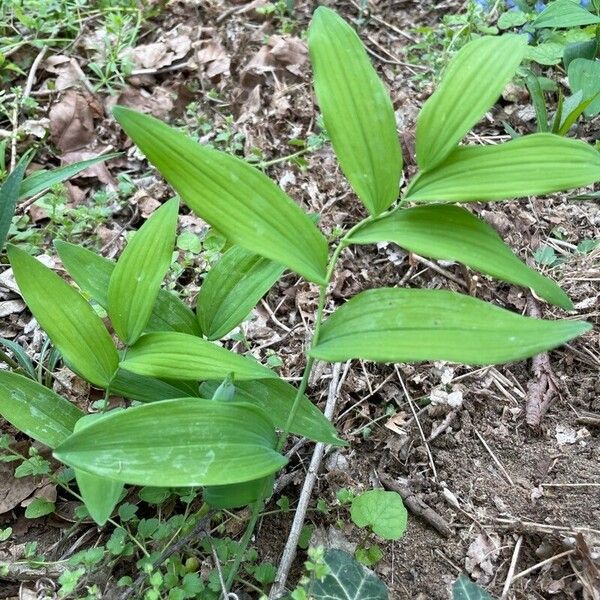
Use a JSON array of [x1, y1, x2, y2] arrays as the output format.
[[0, 6, 597, 593]]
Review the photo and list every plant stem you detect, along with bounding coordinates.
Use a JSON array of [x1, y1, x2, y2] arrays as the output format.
[[225, 215, 373, 591], [0, 348, 19, 370]]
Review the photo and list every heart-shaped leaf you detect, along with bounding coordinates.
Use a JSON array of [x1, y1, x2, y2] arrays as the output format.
[[310, 288, 590, 365], [416, 35, 527, 171], [308, 7, 402, 215], [54, 399, 287, 487], [197, 245, 285, 340], [108, 198, 179, 344], [113, 107, 328, 284], [349, 205, 572, 309], [0, 371, 82, 449], [121, 332, 276, 381], [351, 490, 407, 540], [407, 134, 600, 202], [8, 245, 119, 387]]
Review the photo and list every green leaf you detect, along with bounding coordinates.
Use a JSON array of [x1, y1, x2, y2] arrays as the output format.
[[197, 246, 285, 340], [203, 474, 275, 509], [112, 106, 328, 284], [19, 153, 120, 200], [416, 35, 527, 171], [348, 205, 572, 309], [533, 0, 600, 29], [310, 288, 590, 366], [350, 490, 407, 540], [108, 198, 179, 344], [73, 414, 123, 526], [0, 371, 82, 448], [54, 398, 287, 487], [55, 241, 200, 336], [0, 151, 32, 250], [199, 379, 344, 445], [25, 497, 55, 519], [0, 337, 37, 379], [453, 575, 495, 600], [308, 7, 402, 215], [568, 58, 600, 117], [121, 332, 276, 381], [406, 134, 600, 202], [497, 10, 528, 29], [111, 369, 199, 402], [525, 42, 565, 65], [312, 549, 388, 600], [8, 245, 119, 387], [563, 39, 598, 70]]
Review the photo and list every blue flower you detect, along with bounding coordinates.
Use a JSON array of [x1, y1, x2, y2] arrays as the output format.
[[534, 1, 546, 12], [580, 0, 591, 8]]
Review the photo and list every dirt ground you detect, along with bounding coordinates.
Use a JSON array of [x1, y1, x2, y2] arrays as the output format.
[[0, 1, 599, 599]]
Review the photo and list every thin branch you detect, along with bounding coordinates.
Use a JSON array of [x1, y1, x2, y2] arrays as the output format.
[[269, 362, 344, 599]]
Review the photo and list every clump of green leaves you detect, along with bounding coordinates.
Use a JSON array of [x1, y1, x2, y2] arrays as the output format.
[[0, 6, 597, 597]]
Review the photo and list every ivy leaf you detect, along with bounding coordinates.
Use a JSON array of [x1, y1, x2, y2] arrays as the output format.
[[312, 549, 388, 600], [453, 575, 495, 600]]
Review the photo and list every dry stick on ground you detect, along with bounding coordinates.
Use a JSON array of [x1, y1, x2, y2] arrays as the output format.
[[501, 535, 523, 599], [378, 473, 452, 538], [269, 362, 344, 599], [525, 295, 560, 427]]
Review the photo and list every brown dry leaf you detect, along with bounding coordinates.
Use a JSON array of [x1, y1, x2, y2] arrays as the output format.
[[114, 86, 174, 118], [241, 35, 307, 88], [194, 40, 231, 78], [0, 461, 39, 515], [50, 90, 102, 153], [465, 533, 501, 582], [43, 55, 84, 91], [127, 33, 192, 70], [60, 150, 115, 187], [20, 481, 57, 508]]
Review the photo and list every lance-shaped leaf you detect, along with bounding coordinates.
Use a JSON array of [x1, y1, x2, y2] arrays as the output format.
[[533, 0, 600, 29], [113, 106, 328, 284], [54, 398, 287, 487], [0, 371, 82, 449], [121, 332, 276, 381], [73, 414, 124, 526], [308, 7, 402, 215], [310, 288, 590, 365], [200, 379, 344, 445], [55, 241, 200, 336], [108, 198, 179, 344], [406, 134, 600, 202], [1, 151, 32, 250], [197, 246, 285, 340], [349, 205, 572, 310], [111, 369, 200, 402], [7, 246, 119, 387], [19, 153, 120, 200], [416, 35, 527, 171], [204, 474, 275, 509]]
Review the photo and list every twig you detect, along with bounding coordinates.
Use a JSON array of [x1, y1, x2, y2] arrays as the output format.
[[395, 366, 438, 481], [474, 429, 514, 486], [269, 362, 343, 599], [501, 535, 523, 599], [211, 545, 239, 600], [511, 549, 576, 583], [23, 46, 48, 98], [378, 473, 452, 538], [525, 296, 559, 427], [0, 561, 68, 582], [412, 254, 468, 289]]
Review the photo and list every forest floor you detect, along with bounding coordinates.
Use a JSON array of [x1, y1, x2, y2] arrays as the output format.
[[0, 1, 599, 599]]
